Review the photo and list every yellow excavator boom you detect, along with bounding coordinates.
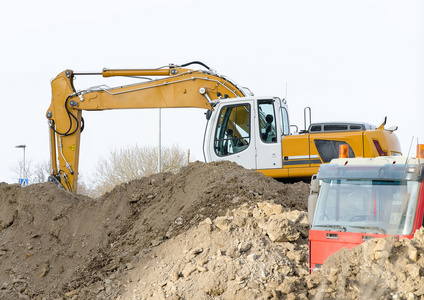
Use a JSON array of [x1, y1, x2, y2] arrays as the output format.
[[46, 62, 247, 191]]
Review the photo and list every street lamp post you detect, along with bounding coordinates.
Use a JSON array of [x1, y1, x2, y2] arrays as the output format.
[[158, 108, 162, 173], [15, 144, 26, 180]]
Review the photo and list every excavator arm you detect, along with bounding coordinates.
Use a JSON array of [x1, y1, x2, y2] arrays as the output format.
[[46, 62, 248, 192]]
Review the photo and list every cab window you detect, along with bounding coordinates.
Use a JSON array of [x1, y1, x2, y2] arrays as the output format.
[[258, 100, 277, 143], [280, 107, 290, 136], [214, 104, 250, 157]]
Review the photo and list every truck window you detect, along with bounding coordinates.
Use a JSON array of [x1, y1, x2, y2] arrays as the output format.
[[214, 104, 250, 157], [312, 179, 420, 235], [258, 100, 277, 143]]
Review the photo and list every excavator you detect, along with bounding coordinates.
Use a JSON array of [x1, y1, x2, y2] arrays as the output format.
[[46, 61, 402, 192]]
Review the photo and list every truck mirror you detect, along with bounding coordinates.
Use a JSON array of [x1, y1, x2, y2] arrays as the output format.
[[308, 175, 319, 225], [308, 193, 318, 225], [310, 176, 319, 193]]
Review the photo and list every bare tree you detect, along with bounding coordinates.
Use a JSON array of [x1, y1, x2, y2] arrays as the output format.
[[88, 144, 189, 198], [31, 160, 51, 183], [76, 174, 93, 196], [10, 159, 50, 184], [10, 159, 97, 197]]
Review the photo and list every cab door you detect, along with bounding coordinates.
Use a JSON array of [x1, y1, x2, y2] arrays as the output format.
[[255, 99, 283, 170], [206, 99, 257, 169]]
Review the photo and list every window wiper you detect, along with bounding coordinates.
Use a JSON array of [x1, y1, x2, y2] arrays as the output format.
[[348, 225, 386, 234], [313, 224, 347, 232]]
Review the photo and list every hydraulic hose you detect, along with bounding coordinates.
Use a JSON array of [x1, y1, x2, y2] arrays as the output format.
[[49, 95, 84, 136], [180, 61, 211, 70]]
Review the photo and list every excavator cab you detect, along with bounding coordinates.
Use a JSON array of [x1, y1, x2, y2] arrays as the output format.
[[205, 97, 285, 171]]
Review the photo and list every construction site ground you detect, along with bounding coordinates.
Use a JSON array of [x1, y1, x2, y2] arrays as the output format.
[[1, 161, 424, 299]]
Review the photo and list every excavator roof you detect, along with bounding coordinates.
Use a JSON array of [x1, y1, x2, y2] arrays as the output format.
[[309, 122, 376, 133]]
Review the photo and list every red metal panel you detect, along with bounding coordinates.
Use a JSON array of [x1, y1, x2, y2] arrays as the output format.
[[309, 230, 386, 271]]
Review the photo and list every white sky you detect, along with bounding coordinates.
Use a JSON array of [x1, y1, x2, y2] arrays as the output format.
[[1, 0, 423, 185]]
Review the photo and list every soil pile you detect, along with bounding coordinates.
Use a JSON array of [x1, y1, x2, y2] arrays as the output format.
[[0, 161, 309, 299], [2, 160, 424, 299], [122, 202, 310, 299]]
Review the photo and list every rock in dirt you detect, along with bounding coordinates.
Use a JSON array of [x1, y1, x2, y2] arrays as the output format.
[[121, 201, 310, 299]]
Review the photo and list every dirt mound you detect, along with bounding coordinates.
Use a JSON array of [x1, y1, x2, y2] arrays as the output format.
[[123, 202, 310, 300], [0, 161, 309, 299], [4, 160, 423, 299]]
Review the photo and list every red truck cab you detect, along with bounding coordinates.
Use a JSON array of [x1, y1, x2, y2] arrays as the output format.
[[308, 145, 424, 272]]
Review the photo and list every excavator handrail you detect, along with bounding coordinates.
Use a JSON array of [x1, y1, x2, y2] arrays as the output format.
[[76, 74, 247, 100]]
